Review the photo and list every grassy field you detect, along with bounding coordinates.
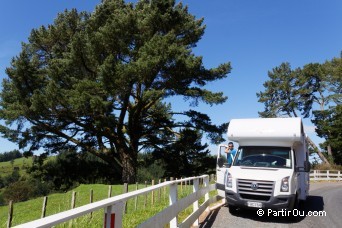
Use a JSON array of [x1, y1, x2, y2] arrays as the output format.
[[0, 157, 33, 177], [0, 181, 217, 227]]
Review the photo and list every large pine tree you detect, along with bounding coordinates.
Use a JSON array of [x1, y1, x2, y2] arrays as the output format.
[[0, 0, 231, 182]]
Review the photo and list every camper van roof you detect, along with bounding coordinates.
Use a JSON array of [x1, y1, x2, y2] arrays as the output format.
[[227, 118, 304, 146]]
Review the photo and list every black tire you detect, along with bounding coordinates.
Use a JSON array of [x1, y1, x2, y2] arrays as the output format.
[[289, 194, 301, 222], [228, 205, 238, 215], [292, 194, 300, 210]]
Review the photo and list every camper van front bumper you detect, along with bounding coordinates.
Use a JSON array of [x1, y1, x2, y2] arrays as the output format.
[[225, 190, 296, 210]]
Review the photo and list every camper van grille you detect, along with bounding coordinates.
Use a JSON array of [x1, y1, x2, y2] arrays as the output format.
[[237, 179, 274, 202]]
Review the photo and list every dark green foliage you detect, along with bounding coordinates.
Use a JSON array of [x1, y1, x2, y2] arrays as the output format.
[[152, 128, 216, 177], [0, 176, 4, 189], [28, 150, 121, 191], [257, 54, 341, 164], [0, 0, 231, 183], [312, 105, 342, 165], [136, 152, 166, 182], [2, 181, 34, 203], [2, 169, 20, 187], [0, 150, 22, 162], [1, 178, 52, 204], [0, 191, 4, 205], [256, 62, 325, 118], [136, 163, 165, 183], [257, 62, 301, 118]]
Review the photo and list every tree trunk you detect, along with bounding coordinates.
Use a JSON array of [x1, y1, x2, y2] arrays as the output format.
[[306, 136, 330, 165], [121, 151, 137, 183], [327, 145, 332, 156]]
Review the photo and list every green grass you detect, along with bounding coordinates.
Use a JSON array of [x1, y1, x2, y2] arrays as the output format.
[[0, 157, 33, 177], [0, 181, 217, 227]]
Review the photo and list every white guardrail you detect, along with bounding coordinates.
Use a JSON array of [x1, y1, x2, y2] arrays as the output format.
[[14, 170, 340, 227], [310, 170, 342, 181], [14, 175, 221, 228]]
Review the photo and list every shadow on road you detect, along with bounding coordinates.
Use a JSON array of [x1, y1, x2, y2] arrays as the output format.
[[199, 195, 324, 226], [302, 195, 324, 212], [199, 207, 221, 228]]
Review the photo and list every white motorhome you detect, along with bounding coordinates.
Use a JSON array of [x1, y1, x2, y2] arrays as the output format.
[[216, 118, 310, 213]]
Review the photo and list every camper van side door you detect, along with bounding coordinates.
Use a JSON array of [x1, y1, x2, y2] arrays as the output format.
[[216, 145, 229, 198]]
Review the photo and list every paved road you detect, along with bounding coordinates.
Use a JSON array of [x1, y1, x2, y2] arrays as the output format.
[[199, 182, 342, 228]]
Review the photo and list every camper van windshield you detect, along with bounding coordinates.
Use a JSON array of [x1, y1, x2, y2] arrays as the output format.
[[233, 146, 292, 169]]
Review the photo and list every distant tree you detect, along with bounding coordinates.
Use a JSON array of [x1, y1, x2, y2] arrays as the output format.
[[322, 55, 342, 104], [0, 176, 4, 188], [28, 149, 121, 191], [3, 181, 34, 203], [136, 161, 165, 183], [257, 62, 302, 118], [257, 54, 341, 164], [153, 128, 215, 177], [136, 152, 166, 182], [0, 150, 22, 162], [312, 105, 342, 164], [3, 169, 20, 186], [256, 62, 325, 118], [0, 0, 230, 183]]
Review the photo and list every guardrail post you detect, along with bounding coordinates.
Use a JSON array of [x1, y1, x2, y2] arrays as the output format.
[[123, 183, 128, 213], [134, 182, 138, 210], [204, 176, 209, 211], [158, 179, 161, 202], [192, 178, 199, 227], [169, 182, 178, 228], [144, 181, 147, 209], [151, 180, 155, 205], [105, 205, 114, 228], [104, 202, 124, 228]]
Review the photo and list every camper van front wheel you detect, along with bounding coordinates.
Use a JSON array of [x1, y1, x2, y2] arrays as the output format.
[[289, 195, 301, 221], [291, 193, 300, 210], [228, 205, 238, 215]]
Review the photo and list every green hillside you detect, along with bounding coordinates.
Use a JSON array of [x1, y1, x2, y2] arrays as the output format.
[[0, 157, 33, 177]]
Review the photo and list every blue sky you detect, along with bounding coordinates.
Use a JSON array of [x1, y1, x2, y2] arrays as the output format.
[[0, 0, 341, 155]]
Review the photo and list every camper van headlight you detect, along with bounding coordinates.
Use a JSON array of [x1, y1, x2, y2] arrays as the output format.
[[226, 173, 233, 188], [280, 176, 290, 192]]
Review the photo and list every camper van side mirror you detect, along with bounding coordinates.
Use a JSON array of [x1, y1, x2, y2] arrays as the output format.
[[304, 161, 311, 172], [218, 157, 225, 167]]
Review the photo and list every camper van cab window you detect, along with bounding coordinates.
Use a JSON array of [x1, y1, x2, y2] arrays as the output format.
[[233, 146, 292, 169]]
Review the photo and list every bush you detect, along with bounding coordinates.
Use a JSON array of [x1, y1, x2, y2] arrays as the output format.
[[0, 176, 4, 189], [27, 150, 122, 192], [3, 181, 34, 203], [137, 163, 165, 183], [312, 163, 342, 171], [2, 170, 20, 187], [0, 191, 4, 206]]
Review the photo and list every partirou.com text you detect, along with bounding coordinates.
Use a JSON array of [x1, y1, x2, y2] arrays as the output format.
[[256, 209, 327, 217]]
